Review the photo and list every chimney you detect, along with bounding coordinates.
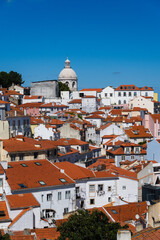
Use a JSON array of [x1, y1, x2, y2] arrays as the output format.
[[24, 109, 27, 116], [60, 169, 64, 174], [117, 230, 131, 240]]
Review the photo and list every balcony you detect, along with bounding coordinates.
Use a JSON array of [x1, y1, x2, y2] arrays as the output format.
[[97, 190, 105, 196]]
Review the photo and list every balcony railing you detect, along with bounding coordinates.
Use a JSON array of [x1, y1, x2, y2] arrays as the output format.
[[97, 190, 105, 196]]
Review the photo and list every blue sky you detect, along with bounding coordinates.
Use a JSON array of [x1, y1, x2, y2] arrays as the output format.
[[0, 0, 160, 94]]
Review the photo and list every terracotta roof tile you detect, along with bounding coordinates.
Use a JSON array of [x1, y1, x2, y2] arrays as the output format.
[[0, 201, 11, 222], [104, 201, 147, 223], [6, 193, 40, 210], [6, 159, 75, 191], [115, 85, 139, 91], [68, 99, 82, 104], [80, 88, 102, 92]]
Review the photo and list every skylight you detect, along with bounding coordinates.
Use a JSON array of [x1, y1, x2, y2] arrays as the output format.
[[8, 165, 13, 168], [59, 178, 67, 183], [21, 163, 28, 167], [19, 184, 27, 188], [35, 162, 42, 166], [111, 209, 118, 214], [39, 181, 46, 186]]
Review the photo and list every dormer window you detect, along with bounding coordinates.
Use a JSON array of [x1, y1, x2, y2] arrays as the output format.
[[39, 181, 46, 186]]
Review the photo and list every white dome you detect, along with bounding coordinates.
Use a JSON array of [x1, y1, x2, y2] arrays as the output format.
[[58, 58, 77, 80]]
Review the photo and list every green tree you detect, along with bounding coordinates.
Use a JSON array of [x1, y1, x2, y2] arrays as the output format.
[[58, 82, 71, 95], [57, 209, 128, 240], [0, 71, 24, 88], [0, 231, 10, 240]]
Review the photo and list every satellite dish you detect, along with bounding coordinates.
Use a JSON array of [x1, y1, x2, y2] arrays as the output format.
[[135, 214, 140, 220]]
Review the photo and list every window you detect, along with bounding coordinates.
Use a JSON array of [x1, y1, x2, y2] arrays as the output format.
[[59, 178, 67, 183], [0, 179, 3, 187], [64, 208, 69, 214], [41, 194, 44, 202], [118, 100, 121, 105], [19, 184, 27, 188], [145, 92, 148, 97], [108, 186, 112, 192], [124, 100, 126, 104], [90, 199, 95, 205], [111, 209, 118, 214], [11, 155, 16, 161], [34, 152, 38, 159], [134, 92, 137, 96], [42, 209, 55, 219], [124, 86, 127, 89], [121, 155, 125, 160], [126, 147, 130, 153], [123, 92, 126, 96], [8, 165, 13, 168], [65, 191, 70, 199], [47, 194, 52, 201], [122, 186, 126, 190], [35, 162, 42, 166], [131, 155, 134, 159], [19, 154, 24, 161], [21, 163, 27, 167], [110, 93, 113, 97], [39, 181, 46, 186], [58, 192, 62, 200], [108, 197, 111, 202], [98, 184, 103, 191], [89, 185, 95, 193], [118, 92, 121, 97]]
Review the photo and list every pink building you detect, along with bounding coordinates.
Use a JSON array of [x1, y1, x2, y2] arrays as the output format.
[[143, 114, 160, 139]]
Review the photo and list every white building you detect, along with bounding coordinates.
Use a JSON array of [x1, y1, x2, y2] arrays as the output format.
[[82, 96, 98, 113], [129, 96, 154, 114], [34, 124, 60, 140]]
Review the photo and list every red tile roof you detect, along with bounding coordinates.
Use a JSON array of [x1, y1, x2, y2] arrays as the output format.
[[6, 193, 40, 210], [0, 201, 11, 222], [125, 125, 153, 139], [104, 201, 147, 223], [115, 85, 140, 91], [55, 161, 95, 180], [80, 88, 102, 92], [24, 96, 43, 99], [85, 114, 104, 119], [3, 138, 57, 153], [132, 227, 160, 239], [151, 114, 160, 123], [31, 228, 60, 240], [6, 159, 75, 191], [68, 99, 82, 104], [140, 86, 153, 91]]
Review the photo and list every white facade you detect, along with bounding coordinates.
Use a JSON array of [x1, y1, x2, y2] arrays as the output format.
[[82, 97, 97, 113], [34, 124, 60, 140], [101, 86, 115, 104], [129, 96, 154, 114]]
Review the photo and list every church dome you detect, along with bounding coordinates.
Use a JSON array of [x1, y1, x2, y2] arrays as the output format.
[[58, 58, 77, 80]]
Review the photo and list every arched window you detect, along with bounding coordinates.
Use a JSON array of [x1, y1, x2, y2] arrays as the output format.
[[65, 81, 69, 86], [118, 100, 121, 105], [124, 100, 126, 104], [72, 82, 75, 88]]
